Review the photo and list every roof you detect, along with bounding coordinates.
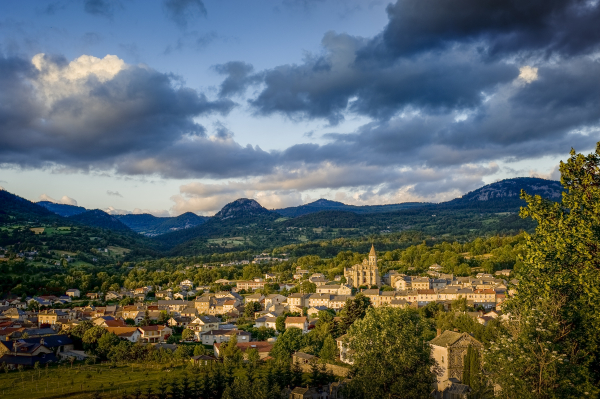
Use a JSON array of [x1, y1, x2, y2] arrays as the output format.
[[0, 353, 57, 366], [106, 327, 140, 337], [138, 325, 169, 332], [194, 315, 220, 324], [362, 289, 380, 295], [369, 244, 376, 256], [429, 331, 464, 347], [1, 335, 73, 350], [417, 289, 435, 295], [285, 317, 307, 323]]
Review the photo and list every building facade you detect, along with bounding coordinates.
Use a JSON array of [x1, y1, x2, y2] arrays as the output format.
[[344, 245, 381, 288]]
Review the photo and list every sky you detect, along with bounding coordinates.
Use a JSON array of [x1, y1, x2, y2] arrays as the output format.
[[0, 0, 598, 216]]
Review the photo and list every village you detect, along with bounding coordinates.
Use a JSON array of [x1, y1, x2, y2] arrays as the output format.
[[0, 246, 511, 398]]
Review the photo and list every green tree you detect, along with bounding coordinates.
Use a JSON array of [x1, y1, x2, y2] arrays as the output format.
[[181, 329, 195, 341], [193, 345, 207, 356], [337, 293, 371, 337], [275, 316, 286, 333], [490, 144, 600, 397], [96, 332, 121, 360], [244, 301, 261, 318], [299, 281, 316, 294], [319, 334, 337, 362], [82, 326, 107, 353], [270, 327, 305, 361], [344, 307, 435, 399]]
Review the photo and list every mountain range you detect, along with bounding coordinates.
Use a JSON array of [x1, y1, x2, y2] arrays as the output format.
[[1, 177, 564, 255]]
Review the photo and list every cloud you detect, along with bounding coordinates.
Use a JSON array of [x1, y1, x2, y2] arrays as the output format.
[[0, 53, 236, 175], [170, 161, 499, 214], [518, 66, 538, 84], [103, 206, 170, 217], [0, 186, 4, 191], [213, 61, 261, 98], [247, 33, 516, 124], [106, 190, 123, 197], [530, 165, 561, 181], [39, 194, 78, 206], [163, 0, 207, 28], [375, 0, 600, 59], [83, 0, 120, 18]]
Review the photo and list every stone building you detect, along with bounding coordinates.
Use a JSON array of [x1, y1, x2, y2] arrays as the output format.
[[430, 330, 483, 386], [344, 245, 381, 288]]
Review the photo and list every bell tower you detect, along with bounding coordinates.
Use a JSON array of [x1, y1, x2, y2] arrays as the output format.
[[368, 244, 377, 266]]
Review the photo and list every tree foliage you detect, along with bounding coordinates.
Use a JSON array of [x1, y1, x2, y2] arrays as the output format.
[[344, 307, 436, 399]]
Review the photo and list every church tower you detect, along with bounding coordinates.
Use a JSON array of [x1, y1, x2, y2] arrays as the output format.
[[344, 244, 381, 288], [368, 244, 377, 266]]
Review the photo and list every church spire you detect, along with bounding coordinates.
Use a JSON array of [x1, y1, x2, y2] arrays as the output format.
[[369, 244, 376, 257]]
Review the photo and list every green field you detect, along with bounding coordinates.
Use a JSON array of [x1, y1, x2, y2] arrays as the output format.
[[0, 362, 187, 399], [207, 237, 247, 247], [107, 246, 131, 256]]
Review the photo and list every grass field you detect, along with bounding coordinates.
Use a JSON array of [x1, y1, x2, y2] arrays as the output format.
[[107, 246, 131, 256], [206, 237, 246, 247], [0, 362, 189, 399], [54, 250, 78, 256]]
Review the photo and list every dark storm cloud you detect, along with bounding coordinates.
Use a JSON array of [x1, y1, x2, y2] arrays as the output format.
[[163, 0, 207, 28], [242, 0, 600, 124], [248, 32, 517, 124], [376, 0, 600, 59], [282, 58, 600, 170], [213, 61, 262, 98]]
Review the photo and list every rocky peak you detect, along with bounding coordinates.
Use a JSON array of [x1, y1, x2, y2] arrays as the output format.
[[214, 198, 272, 219]]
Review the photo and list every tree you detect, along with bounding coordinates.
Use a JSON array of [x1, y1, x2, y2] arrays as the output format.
[[193, 345, 207, 356], [82, 326, 107, 353], [490, 143, 600, 397], [486, 297, 597, 398], [221, 335, 242, 365], [337, 293, 371, 337], [343, 307, 436, 399], [181, 329, 195, 341], [275, 316, 286, 333], [319, 335, 337, 362], [96, 332, 121, 359], [299, 281, 316, 294], [246, 348, 260, 368], [120, 297, 134, 306], [270, 327, 305, 361], [244, 301, 261, 318]]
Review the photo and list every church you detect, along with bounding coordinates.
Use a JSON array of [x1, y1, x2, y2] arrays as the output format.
[[344, 245, 381, 288]]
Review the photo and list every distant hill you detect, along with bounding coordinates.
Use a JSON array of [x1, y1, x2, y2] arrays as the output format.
[[68, 210, 132, 232], [161, 177, 563, 254], [215, 198, 275, 219], [276, 199, 428, 217], [447, 177, 563, 205], [0, 189, 60, 223], [116, 212, 208, 236], [157, 198, 278, 250], [37, 201, 87, 217]]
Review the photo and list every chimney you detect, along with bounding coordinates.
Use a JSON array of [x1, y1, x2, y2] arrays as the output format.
[[453, 328, 459, 332], [436, 328, 441, 337]]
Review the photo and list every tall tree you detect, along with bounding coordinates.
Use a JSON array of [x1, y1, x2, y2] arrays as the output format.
[[337, 293, 371, 337], [343, 307, 435, 399], [488, 143, 600, 398]]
